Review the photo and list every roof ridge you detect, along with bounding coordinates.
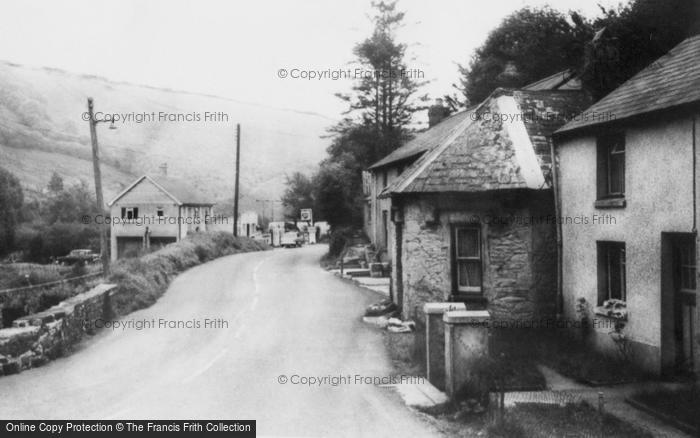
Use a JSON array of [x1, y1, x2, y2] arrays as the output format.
[[556, 35, 700, 134], [368, 110, 471, 170], [388, 109, 479, 194]]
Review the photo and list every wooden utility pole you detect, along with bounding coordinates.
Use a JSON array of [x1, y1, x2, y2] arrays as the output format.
[[233, 124, 241, 236], [87, 97, 110, 274]]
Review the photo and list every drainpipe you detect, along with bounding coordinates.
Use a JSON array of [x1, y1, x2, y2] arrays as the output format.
[[392, 195, 404, 313], [693, 114, 697, 234], [550, 139, 564, 317], [178, 205, 182, 241]]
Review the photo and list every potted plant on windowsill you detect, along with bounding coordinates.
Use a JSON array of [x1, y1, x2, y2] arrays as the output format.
[[594, 299, 627, 320]]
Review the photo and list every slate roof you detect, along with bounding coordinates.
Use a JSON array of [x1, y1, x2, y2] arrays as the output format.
[[558, 35, 700, 134], [367, 70, 583, 171], [108, 175, 214, 206], [384, 89, 591, 195], [523, 69, 581, 91], [368, 110, 472, 170]]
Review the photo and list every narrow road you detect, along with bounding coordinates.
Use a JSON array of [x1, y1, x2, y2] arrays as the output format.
[[0, 245, 443, 437]]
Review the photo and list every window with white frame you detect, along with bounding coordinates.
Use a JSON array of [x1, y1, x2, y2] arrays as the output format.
[[120, 207, 139, 220], [597, 241, 626, 304], [597, 134, 625, 199], [453, 226, 482, 294]]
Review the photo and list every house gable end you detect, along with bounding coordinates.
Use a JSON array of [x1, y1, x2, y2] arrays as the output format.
[[109, 176, 181, 207]]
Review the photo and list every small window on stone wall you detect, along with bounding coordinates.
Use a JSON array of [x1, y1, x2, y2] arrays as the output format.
[[453, 226, 482, 294]]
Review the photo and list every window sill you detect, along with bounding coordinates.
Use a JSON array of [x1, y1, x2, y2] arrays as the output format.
[[594, 198, 626, 209], [594, 306, 627, 321], [451, 294, 487, 308]]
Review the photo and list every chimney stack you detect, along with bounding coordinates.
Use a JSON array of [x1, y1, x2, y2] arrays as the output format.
[[159, 163, 168, 177], [428, 98, 449, 128]]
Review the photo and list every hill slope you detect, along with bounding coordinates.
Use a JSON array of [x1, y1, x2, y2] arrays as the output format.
[[0, 61, 334, 212]]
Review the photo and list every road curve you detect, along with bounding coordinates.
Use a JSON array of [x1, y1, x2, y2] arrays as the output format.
[[0, 245, 443, 438]]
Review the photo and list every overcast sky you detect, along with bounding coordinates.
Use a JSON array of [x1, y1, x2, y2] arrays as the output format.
[[0, 0, 626, 122]]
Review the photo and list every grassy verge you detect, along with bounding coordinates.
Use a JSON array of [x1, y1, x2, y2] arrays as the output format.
[[488, 402, 654, 438], [492, 328, 649, 385], [108, 232, 269, 316], [0, 262, 101, 290], [379, 325, 650, 437], [382, 329, 424, 377], [481, 354, 546, 392]]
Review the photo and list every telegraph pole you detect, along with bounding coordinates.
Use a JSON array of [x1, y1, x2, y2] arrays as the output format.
[[87, 98, 110, 274], [233, 124, 241, 236]]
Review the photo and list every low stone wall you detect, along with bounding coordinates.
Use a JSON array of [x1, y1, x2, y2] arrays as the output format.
[[0, 273, 104, 328], [0, 284, 117, 376]]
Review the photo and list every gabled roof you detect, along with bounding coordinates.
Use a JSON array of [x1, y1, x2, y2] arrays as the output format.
[[384, 89, 591, 196], [108, 175, 214, 207], [523, 69, 581, 91], [368, 111, 472, 170], [368, 70, 583, 172], [557, 35, 700, 135]]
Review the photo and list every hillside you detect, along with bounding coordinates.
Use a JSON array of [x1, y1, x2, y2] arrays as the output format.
[[0, 61, 334, 212]]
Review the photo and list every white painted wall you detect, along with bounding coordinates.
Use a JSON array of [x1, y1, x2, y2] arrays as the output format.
[[557, 114, 699, 372]]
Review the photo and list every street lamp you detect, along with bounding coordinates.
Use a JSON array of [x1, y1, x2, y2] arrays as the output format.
[[86, 97, 114, 275]]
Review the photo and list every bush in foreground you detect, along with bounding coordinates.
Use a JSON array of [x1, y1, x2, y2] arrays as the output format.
[[108, 232, 269, 316]]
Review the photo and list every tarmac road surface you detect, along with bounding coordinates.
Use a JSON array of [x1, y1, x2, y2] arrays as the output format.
[[0, 245, 444, 438]]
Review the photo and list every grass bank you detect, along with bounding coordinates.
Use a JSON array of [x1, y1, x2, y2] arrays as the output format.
[[488, 402, 654, 438], [108, 232, 269, 316]]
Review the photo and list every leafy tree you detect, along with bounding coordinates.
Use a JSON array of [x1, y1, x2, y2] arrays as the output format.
[[313, 156, 364, 227], [16, 181, 102, 262], [582, 0, 699, 99], [334, 1, 426, 159], [297, 1, 425, 229], [455, 1, 699, 106], [456, 7, 590, 105], [47, 171, 64, 194], [41, 180, 99, 225], [0, 167, 24, 255], [281, 172, 315, 220], [27, 222, 100, 263]]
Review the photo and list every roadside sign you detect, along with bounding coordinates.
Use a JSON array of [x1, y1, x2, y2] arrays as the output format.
[[300, 209, 313, 222]]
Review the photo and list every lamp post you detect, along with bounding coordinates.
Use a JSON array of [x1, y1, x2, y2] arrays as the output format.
[[86, 97, 115, 275]]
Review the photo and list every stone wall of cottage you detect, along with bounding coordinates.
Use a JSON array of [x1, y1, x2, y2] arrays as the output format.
[[399, 193, 556, 323]]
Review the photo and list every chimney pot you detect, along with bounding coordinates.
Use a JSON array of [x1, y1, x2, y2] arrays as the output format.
[[428, 98, 449, 128]]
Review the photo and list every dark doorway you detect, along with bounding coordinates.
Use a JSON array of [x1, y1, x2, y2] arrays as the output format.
[[382, 210, 388, 250], [661, 233, 697, 375], [117, 237, 143, 259]]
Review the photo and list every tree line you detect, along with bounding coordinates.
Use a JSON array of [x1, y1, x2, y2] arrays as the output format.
[[0, 168, 101, 262], [283, 0, 698, 232]]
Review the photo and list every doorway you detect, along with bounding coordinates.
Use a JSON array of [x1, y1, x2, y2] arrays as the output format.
[[661, 233, 697, 375]]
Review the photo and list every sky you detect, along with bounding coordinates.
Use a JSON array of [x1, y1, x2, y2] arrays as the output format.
[[0, 0, 627, 123]]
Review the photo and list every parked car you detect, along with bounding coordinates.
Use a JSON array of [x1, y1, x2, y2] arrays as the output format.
[[280, 231, 302, 248], [57, 249, 100, 265]]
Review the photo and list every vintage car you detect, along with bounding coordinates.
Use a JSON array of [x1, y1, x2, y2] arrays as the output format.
[[57, 249, 100, 265], [280, 231, 303, 248]]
